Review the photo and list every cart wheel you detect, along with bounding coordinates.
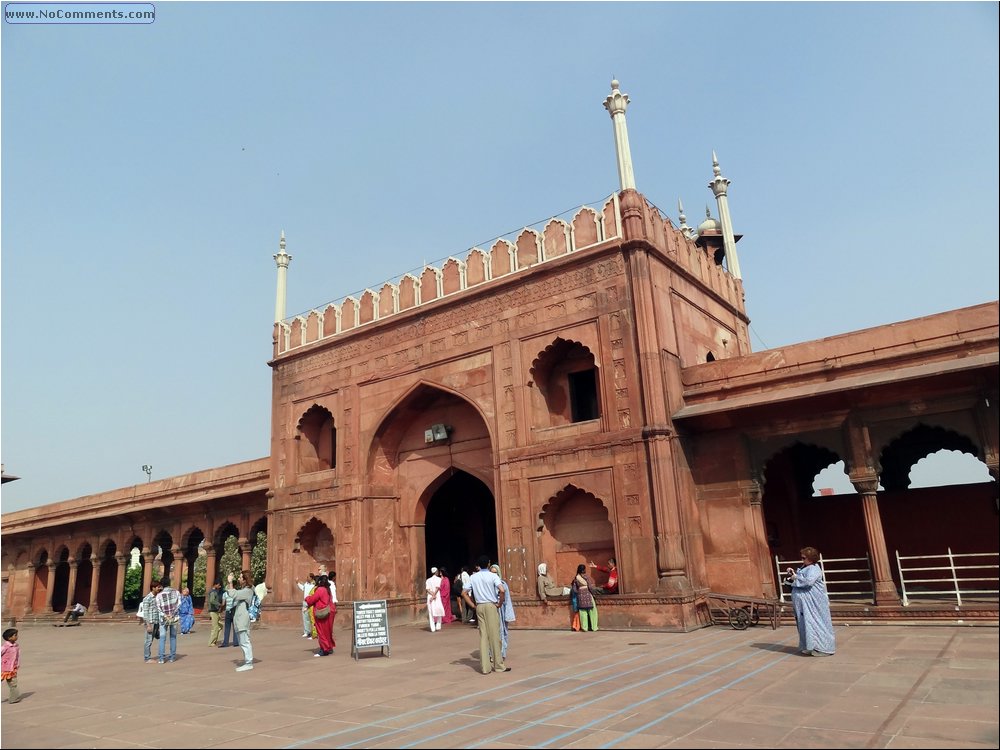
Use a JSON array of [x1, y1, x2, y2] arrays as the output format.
[[747, 605, 760, 626], [728, 607, 751, 630]]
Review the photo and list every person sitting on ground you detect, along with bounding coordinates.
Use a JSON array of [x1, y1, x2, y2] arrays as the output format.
[[63, 602, 87, 623], [536, 563, 570, 600], [588, 557, 619, 594]]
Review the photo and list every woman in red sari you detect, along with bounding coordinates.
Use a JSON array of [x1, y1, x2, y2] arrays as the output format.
[[305, 574, 335, 657], [439, 566, 456, 623]]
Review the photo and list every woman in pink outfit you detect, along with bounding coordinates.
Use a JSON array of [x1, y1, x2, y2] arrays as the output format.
[[305, 574, 335, 657], [439, 566, 456, 623]]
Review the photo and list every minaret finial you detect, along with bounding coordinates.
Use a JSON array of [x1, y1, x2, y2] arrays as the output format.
[[602, 78, 636, 191], [678, 198, 692, 238], [707, 152, 742, 280], [273, 231, 292, 323]]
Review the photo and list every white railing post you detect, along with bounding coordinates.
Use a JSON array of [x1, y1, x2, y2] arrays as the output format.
[[774, 555, 786, 602], [949, 547, 962, 607], [896, 549, 909, 606]]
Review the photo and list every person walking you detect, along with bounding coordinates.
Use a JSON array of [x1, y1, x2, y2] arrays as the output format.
[[2, 628, 22, 704], [206, 582, 223, 647], [787, 546, 836, 657], [231, 570, 257, 671], [426, 567, 445, 632], [489, 564, 516, 660], [154, 577, 182, 663], [139, 582, 162, 663], [461, 556, 510, 675], [305, 573, 335, 657]]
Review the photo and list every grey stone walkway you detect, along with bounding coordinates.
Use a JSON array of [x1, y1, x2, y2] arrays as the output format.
[[0, 619, 997, 748]]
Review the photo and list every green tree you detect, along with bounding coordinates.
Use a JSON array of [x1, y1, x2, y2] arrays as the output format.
[[219, 534, 242, 585], [250, 531, 267, 584], [192, 553, 207, 597], [123, 565, 142, 609]]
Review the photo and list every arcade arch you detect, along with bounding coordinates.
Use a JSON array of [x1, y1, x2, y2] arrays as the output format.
[[759, 432, 998, 599], [538, 484, 615, 590]]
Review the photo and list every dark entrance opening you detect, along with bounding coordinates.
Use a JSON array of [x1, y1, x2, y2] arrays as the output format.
[[425, 471, 498, 578]]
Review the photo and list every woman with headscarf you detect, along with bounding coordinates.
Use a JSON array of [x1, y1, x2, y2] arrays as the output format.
[[178, 587, 195, 634], [489, 564, 516, 659], [572, 563, 599, 632], [439, 566, 456, 623], [425, 567, 445, 632], [787, 546, 836, 657], [305, 574, 335, 656]]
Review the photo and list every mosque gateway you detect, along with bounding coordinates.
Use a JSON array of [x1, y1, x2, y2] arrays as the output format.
[[3, 81, 997, 628]]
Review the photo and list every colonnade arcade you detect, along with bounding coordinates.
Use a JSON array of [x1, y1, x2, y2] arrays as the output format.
[[2, 493, 268, 618]]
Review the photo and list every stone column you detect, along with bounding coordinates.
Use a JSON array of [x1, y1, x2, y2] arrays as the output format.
[[602, 79, 636, 191], [44, 562, 57, 612], [708, 152, 742, 279], [113, 553, 127, 613], [239, 539, 251, 572], [618, 201, 690, 595], [169, 545, 182, 585], [88, 556, 100, 611], [851, 476, 901, 605], [141, 549, 155, 594], [743, 480, 777, 598], [204, 544, 217, 589], [24, 563, 35, 615], [274, 231, 292, 323], [65, 559, 80, 610]]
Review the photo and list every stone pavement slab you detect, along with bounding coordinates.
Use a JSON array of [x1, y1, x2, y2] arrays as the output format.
[[0, 620, 996, 748]]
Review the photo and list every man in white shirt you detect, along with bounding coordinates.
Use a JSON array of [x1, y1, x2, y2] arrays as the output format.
[[296, 574, 316, 638]]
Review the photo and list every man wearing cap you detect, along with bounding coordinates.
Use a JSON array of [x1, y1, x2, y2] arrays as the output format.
[[461, 556, 511, 675]]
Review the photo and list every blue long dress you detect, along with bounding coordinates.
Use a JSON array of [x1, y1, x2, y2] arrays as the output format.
[[790, 563, 835, 655], [178, 594, 195, 634]]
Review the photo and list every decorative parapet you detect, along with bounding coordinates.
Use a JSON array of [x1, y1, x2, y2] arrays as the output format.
[[638, 195, 744, 311], [276, 195, 623, 354]]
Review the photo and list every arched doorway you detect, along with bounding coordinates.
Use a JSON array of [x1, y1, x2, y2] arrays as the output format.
[[424, 471, 497, 578]]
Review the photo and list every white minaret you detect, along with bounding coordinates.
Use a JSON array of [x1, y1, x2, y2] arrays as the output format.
[[603, 79, 636, 191], [273, 230, 292, 323], [708, 151, 742, 279], [678, 198, 692, 238]]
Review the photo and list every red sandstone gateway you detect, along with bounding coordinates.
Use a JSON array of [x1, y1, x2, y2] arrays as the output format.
[[3, 81, 997, 628]]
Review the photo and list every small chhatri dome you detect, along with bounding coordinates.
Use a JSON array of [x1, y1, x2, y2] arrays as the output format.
[[697, 206, 720, 235]]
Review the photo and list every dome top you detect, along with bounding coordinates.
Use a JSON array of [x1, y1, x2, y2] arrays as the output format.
[[697, 207, 721, 234]]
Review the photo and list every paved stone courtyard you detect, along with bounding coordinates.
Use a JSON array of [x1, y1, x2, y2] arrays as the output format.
[[0, 620, 997, 748]]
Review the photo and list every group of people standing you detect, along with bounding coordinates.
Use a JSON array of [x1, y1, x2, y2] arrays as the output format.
[[138, 571, 262, 672], [536, 557, 619, 632], [424, 557, 518, 676], [296, 570, 338, 657]]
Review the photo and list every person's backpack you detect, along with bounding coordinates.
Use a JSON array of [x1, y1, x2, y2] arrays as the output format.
[[249, 593, 261, 622]]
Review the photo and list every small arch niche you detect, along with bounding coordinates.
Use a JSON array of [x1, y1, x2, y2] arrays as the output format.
[[297, 404, 336, 473]]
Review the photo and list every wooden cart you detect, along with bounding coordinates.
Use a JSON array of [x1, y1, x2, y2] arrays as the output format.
[[706, 592, 782, 630]]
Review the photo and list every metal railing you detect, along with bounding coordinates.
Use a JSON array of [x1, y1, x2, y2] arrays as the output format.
[[775, 554, 875, 604], [895, 548, 1000, 606]]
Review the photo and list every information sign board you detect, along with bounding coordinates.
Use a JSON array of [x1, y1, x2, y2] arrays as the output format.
[[351, 599, 390, 660]]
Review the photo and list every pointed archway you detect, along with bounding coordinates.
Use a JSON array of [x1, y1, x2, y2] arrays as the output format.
[[423, 470, 497, 577]]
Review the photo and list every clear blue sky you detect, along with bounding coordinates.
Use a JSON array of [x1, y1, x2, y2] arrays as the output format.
[[2, 2, 998, 512]]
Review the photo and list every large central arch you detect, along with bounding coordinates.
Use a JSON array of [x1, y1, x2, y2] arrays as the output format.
[[423, 470, 498, 578], [367, 380, 497, 598]]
